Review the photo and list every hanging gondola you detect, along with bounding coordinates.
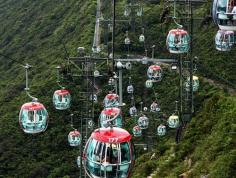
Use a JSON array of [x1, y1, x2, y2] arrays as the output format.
[[83, 127, 135, 178], [53, 89, 71, 110], [68, 129, 81, 147], [157, 124, 166, 136], [212, 0, 236, 31], [138, 115, 149, 129], [145, 80, 153, 88], [132, 125, 142, 137], [129, 106, 137, 117], [166, 28, 190, 54], [53, 66, 71, 110], [167, 114, 179, 129], [150, 101, 160, 112], [19, 102, 48, 134], [215, 30, 235, 51], [127, 85, 134, 94], [19, 64, 49, 134], [147, 65, 163, 82], [99, 107, 123, 128], [103, 93, 120, 108], [185, 75, 200, 92]]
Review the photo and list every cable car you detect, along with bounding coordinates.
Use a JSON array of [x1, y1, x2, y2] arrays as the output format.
[[136, 5, 143, 16], [139, 34, 145, 43], [103, 93, 120, 108], [147, 65, 163, 82], [150, 102, 160, 112], [127, 85, 134, 94], [68, 129, 81, 147], [19, 102, 48, 134], [167, 115, 179, 128], [83, 127, 135, 178], [88, 120, 95, 129], [138, 115, 149, 129], [90, 94, 98, 103], [212, 0, 236, 31], [129, 106, 137, 117], [53, 89, 71, 110], [125, 37, 131, 45], [157, 124, 166, 136], [215, 30, 235, 51], [145, 80, 153, 88], [185, 76, 200, 92], [166, 29, 190, 54], [132, 125, 142, 137], [100, 107, 123, 128], [124, 5, 131, 17]]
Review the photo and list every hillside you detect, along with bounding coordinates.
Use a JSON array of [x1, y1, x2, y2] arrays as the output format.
[[0, 0, 236, 178]]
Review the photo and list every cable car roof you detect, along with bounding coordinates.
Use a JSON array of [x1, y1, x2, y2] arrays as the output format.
[[91, 127, 132, 143], [218, 30, 234, 35], [21, 102, 45, 110], [54, 89, 70, 95], [105, 93, 119, 99], [149, 65, 161, 70], [69, 130, 80, 136], [169, 115, 179, 119], [169, 29, 188, 35], [102, 107, 120, 115]]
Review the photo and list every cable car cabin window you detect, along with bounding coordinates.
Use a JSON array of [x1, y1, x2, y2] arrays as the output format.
[[21, 110, 28, 122], [37, 109, 46, 122], [174, 35, 181, 44], [86, 139, 101, 177], [217, 0, 227, 12], [228, 0, 236, 12], [28, 111, 34, 122], [58, 95, 62, 102], [168, 34, 175, 42], [120, 142, 131, 163], [183, 35, 188, 44], [229, 34, 234, 43]]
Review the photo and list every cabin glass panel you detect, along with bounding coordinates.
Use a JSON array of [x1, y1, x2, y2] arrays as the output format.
[[84, 138, 132, 178]]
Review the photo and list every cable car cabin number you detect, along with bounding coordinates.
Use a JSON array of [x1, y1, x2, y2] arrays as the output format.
[[108, 137, 119, 143]]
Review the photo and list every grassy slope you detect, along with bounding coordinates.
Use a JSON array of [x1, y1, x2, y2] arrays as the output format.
[[0, 0, 235, 178], [0, 1, 96, 177]]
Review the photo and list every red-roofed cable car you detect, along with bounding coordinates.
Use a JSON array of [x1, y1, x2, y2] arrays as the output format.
[[157, 124, 166, 136], [19, 102, 48, 134], [103, 93, 120, 108], [83, 127, 135, 178], [68, 129, 81, 147], [19, 64, 48, 134], [215, 30, 235, 51], [99, 107, 123, 128], [132, 125, 142, 137], [53, 89, 71, 110], [147, 65, 163, 82], [166, 29, 190, 54], [53, 66, 71, 110]]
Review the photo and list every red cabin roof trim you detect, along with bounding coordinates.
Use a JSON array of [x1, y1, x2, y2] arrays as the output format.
[[91, 127, 132, 143], [21, 102, 46, 110]]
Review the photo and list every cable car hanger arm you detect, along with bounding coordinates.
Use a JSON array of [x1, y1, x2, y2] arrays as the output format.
[[23, 64, 38, 102]]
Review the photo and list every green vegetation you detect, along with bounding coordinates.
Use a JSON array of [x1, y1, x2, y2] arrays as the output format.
[[0, 0, 235, 178]]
